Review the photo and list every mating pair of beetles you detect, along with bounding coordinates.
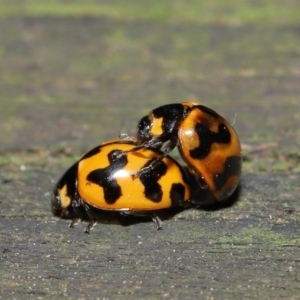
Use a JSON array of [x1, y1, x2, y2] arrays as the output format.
[[52, 102, 242, 233]]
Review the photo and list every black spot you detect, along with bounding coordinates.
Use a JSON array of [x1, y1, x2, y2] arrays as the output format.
[[213, 156, 242, 192], [170, 183, 186, 206], [54, 162, 78, 204], [52, 161, 79, 216], [139, 159, 168, 202], [190, 123, 231, 160], [86, 150, 128, 204], [152, 104, 185, 140], [195, 105, 220, 118], [55, 162, 78, 192], [152, 103, 184, 119], [81, 146, 101, 160]]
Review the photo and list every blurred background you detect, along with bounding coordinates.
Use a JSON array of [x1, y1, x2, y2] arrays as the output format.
[[1, 0, 300, 172], [1, 2, 300, 299]]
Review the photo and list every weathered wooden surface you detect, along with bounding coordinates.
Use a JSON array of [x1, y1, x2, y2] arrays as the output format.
[[0, 1, 300, 299]]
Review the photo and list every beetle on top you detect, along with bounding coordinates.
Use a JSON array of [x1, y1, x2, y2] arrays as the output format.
[[125, 102, 242, 205]]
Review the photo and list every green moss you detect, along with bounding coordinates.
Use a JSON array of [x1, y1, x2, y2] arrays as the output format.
[[0, 0, 300, 25], [219, 225, 300, 245]]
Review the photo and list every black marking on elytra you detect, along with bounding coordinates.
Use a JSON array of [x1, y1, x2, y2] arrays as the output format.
[[151, 104, 185, 141], [81, 146, 102, 160], [194, 105, 220, 118], [170, 183, 186, 207], [213, 155, 242, 192], [152, 103, 184, 119], [139, 159, 168, 202], [55, 161, 78, 192], [86, 150, 128, 204], [52, 161, 78, 217], [190, 123, 231, 160]]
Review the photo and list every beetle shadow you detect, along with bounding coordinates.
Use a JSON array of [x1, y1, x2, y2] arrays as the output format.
[[60, 205, 186, 229], [191, 183, 242, 211], [112, 184, 242, 227], [116, 207, 187, 227], [57, 182, 242, 230]]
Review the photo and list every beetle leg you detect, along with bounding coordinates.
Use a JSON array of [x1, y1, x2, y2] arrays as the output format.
[[69, 218, 81, 228], [81, 201, 98, 234], [151, 214, 163, 230], [140, 139, 164, 149], [131, 139, 177, 178], [121, 211, 163, 230], [84, 221, 97, 234], [114, 144, 143, 158], [131, 156, 166, 178], [72, 194, 98, 233], [119, 133, 135, 140], [115, 137, 166, 159], [119, 138, 164, 156]]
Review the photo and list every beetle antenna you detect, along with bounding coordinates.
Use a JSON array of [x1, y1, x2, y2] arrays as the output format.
[[231, 113, 237, 126]]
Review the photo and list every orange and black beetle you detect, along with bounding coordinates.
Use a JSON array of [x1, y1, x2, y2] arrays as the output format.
[[126, 102, 242, 204], [51, 139, 191, 233]]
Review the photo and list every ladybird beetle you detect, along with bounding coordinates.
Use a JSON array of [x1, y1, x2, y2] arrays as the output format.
[[51, 139, 191, 233], [125, 102, 242, 204]]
